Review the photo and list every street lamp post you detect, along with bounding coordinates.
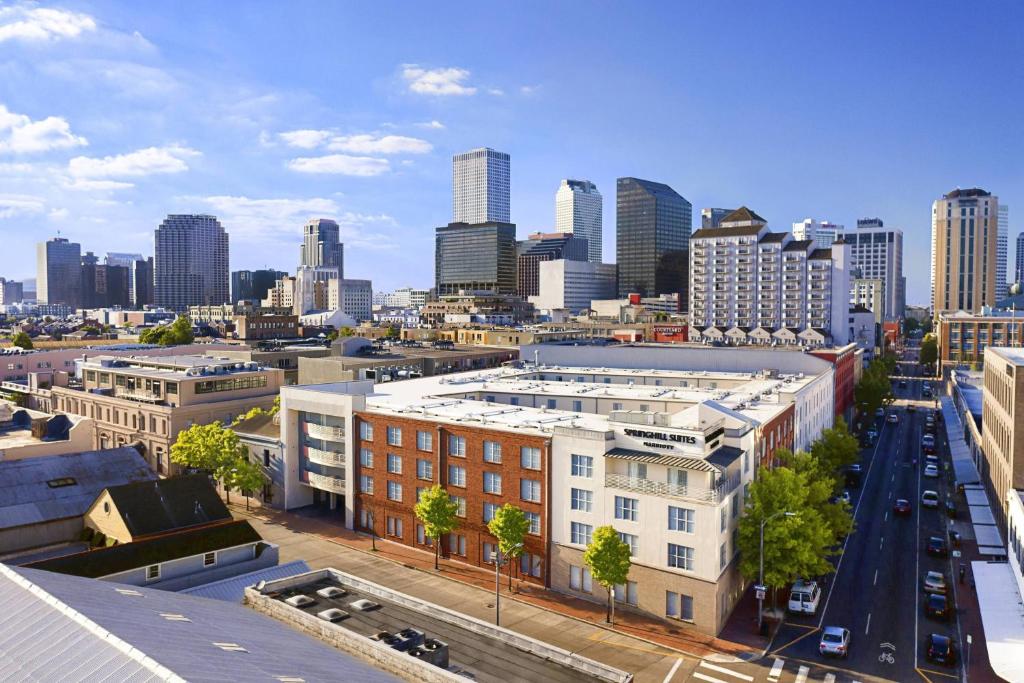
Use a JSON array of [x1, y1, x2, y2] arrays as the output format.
[[758, 511, 796, 634]]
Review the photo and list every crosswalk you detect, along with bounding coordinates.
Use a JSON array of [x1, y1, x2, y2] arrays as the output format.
[[687, 658, 865, 683]]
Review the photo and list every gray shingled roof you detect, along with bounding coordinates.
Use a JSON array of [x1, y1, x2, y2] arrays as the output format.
[[0, 448, 155, 531], [103, 474, 231, 538], [0, 564, 399, 682]]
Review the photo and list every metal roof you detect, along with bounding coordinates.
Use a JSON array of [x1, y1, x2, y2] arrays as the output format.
[[0, 447, 155, 531], [0, 565, 399, 682], [181, 560, 310, 602], [605, 447, 720, 472]]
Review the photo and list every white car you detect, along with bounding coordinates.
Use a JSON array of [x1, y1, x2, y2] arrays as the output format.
[[922, 490, 939, 508], [819, 626, 851, 658], [788, 580, 821, 615], [887, 413, 899, 424], [924, 464, 939, 478]]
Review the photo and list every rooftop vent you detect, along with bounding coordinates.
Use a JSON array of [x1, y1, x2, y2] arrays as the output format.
[[213, 642, 248, 652], [317, 608, 350, 622], [349, 598, 380, 611], [316, 586, 347, 599], [284, 594, 316, 607], [159, 613, 191, 622]]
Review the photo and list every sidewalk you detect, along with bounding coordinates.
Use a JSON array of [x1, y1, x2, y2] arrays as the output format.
[[230, 502, 758, 664], [953, 522, 1002, 682]]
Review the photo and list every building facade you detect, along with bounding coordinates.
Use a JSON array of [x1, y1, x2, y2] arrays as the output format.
[[435, 222, 517, 296], [936, 310, 1024, 370], [328, 278, 373, 322], [154, 215, 230, 311], [529, 260, 616, 313], [931, 188, 1000, 315], [555, 179, 603, 263], [103, 253, 145, 306], [850, 278, 885, 325], [981, 347, 1024, 527], [232, 269, 288, 304], [37, 237, 82, 307], [132, 257, 154, 307], [616, 177, 692, 300], [300, 218, 343, 271], [516, 232, 589, 298], [373, 287, 430, 309], [0, 278, 24, 305], [792, 219, 843, 249], [998, 205, 1009, 296], [847, 218, 905, 319], [701, 208, 734, 229], [453, 148, 510, 224]]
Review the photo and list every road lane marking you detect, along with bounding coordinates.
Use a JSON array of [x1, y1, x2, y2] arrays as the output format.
[[698, 661, 753, 681], [661, 657, 683, 683], [885, 510, 889, 521], [879, 536, 884, 550], [693, 673, 730, 683], [865, 612, 871, 635], [770, 626, 820, 655], [767, 658, 784, 680], [873, 569, 878, 585], [795, 665, 809, 683], [917, 667, 960, 680]]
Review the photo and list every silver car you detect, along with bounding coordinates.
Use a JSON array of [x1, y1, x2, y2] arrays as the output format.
[[819, 626, 851, 658]]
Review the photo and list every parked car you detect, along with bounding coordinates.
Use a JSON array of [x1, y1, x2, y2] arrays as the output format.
[[922, 434, 936, 454], [788, 580, 821, 615], [925, 633, 957, 666], [925, 593, 950, 620], [840, 490, 851, 504], [923, 571, 948, 595], [875, 407, 885, 419], [927, 536, 949, 557], [945, 500, 957, 519], [893, 498, 912, 516], [924, 464, 940, 478], [922, 490, 940, 508], [819, 626, 851, 658], [923, 386, 933, 398], [925, 454, 939, 467], [887, 412, 899, 424]]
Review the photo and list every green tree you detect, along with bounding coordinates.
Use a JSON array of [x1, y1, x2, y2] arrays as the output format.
[[326, 329, 339, 341], [919, 333, 938, 369], [385, 325, 400, 339], [139, 316, 195, 346], [583, 525, 632, 624], [339, 326, 355, 337], [170, 422, 249, 503], [488, 504, 530, 591], [855, 358, 894, 421], [270, 395, 281, 416], [10, 331, 32, 349], [808, 417, 860, 475], [233, 457, 267, 511], [414, 485, 460, 570], [737, 467, 835, 606], [776, 448, 855, 545], [904, 317, 920, 336]]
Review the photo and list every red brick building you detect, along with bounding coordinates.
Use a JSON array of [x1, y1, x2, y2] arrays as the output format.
[[353, 412, 550, 585], [810, 342, 858, 422], [649, 324, 688, 344], [758, 403, 795, 467]]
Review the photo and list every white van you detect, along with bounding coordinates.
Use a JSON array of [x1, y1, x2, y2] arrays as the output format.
[[788, 580, 821, 615]]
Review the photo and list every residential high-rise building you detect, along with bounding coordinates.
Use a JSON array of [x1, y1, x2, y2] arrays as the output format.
[[1016, 230, 1024, 287], [998, 205, 1009, 292], [300, 219, 343, 271], [154, 215, 229, 311], [36, 237, 82, 307], [232, 269, 288, 304], [615, 177, 692, 300], [0, 278, 23, 305], [701, 208, 735, 229], [104, 253, 145, 305], [689, 207, 852, 345], [452, 148, 510, 224], [132, 257, 154, 307], [931, 188, 999, 314], [435, 222, 517, 296], [516, 232, 589, 298], [845, 218, 905, 319], [792, 219, 844, 249], [555, 179, 602, 262]]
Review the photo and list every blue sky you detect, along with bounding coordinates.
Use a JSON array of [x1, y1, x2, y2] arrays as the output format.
[[0, 1, 1021, 304]]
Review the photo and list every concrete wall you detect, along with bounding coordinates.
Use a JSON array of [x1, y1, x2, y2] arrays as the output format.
[[0, 415, 94, 462], [0, 517, 82, 555]]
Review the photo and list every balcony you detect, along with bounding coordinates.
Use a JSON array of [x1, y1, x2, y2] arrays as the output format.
[[114, 389, 164, 404], [605, 472, 741, 504], [307, 471, 346, 495], [305, 422, 345, 442], [306, 445, 346, 468]]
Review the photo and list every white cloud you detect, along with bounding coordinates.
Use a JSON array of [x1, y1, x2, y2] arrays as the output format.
[[39, 60, 179, 98], [0, 193, 45, 219], [279, 129, 332, 149], [326, 134, 432, 155], [401, 64, 477, 96], [0, 5, 96, 43], [68, 145, 200, 180], [487, 88, 505, 96], [65, 178, 135, 191], [0, 104, 88, 154], [287, 154, 390, 176], [416, 120, 445, 130], [519, 85, 539, 95], [47, 207, 68, 220]]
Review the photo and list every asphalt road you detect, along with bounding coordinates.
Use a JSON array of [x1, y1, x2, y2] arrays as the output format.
[[680, 350, 967, 683]]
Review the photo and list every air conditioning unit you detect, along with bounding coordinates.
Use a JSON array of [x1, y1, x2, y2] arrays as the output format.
[[408, 638, 450, 668]]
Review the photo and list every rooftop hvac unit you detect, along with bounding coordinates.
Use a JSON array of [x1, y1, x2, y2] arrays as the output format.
[[408, 638, 450, 668], [348, 599, 380, 612], [317, 608, 349, 622]]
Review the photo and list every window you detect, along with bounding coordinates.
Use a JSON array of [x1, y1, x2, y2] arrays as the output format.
[[618, 532, 639, 556], [572, 400, 582, 412], [731, 493, 740, 519], [520, 553, 542, 578], [483, 502, 499, 522], [416, 458, 433, 480], [450, 495, 466, 517], [668, 543, 694, 570], [666, 591, 694, 621], [626, 462, 647, 480], [520, 478, 541, 502], [386, 426, 402, 446], [720, 507, 727, 532], [387, 454, 402, 474], [417, 430, 432, 451], [203, 552, 217, 567], [449, 533, 466, 556], [359, 475, 373, 494], [612, 402, 623, 411], [483, 471, 502, 494], [720, 543, 728, 569], [614, 581, 638, 606], [571, 454, 593, 478], [360, 421, 373, 441], [570, 522, 593, 546], [146, 564, 160, 581], [416, 524, 433, 546], [386, 516, 403, 538], [668, 506, 695, 533], [546, 399, 556, 409], [483, 440, 502, 463], [386, 480, 402, 502], [448, 434, 466, 457], [448, 465, 466, 487], [614, 496, 638, 522], [571, 488, 593, 512], [569, 565, 592, 592], [525, 511, 541, 535], [667, 467, 687, 489], [520, 446, 541, 470]]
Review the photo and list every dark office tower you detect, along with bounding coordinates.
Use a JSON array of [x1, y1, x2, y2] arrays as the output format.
[[701, 208, 734, 229], [37, 237, 82, 307], [80, 253, 99, 307], [616, 178, 692, 300], [133, 257, 154, 307], [232, 269, 287, 304], [435, 222, 517, 296], [300, 218, 343, 272], [516, 232, 589, 297], [102, 265, 131, 308], [154, 215, 229, 311]]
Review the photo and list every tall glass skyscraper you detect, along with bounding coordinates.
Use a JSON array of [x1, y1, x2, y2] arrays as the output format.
[[300, 218, 343, 272], [36, 237, 82, 307], [555, 179, 603, 263], [615, 178, 692, 300], [435, 221, 517, 295], [452, 148, 510, 224], [154, 214, 230, 311]]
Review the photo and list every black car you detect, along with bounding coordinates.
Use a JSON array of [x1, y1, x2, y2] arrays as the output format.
[[927, 536, 949, 557], [926, 633, 957, 665], [925, 593, 950, 620]]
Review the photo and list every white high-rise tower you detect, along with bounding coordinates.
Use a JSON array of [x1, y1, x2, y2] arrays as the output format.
[[452, 148, 510, 224], [555, 179, 603, 263]]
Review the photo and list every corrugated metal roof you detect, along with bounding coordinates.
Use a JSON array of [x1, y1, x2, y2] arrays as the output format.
[[0, 448, 155, 531], [0, 565, 399, 682], [605, 447, 719, 472], [181, 560, 311, 602]]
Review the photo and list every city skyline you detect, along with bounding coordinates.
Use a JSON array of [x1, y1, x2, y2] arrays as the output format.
[[0, 2, 1021, 303]]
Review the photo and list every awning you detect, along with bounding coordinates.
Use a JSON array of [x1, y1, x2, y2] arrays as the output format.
[[941, 396, 982, 485], [965, 488, 990, 507], [970, 505, 997, 526], [974, 524, 1004, 548], [971, 561, 1024, 683], [605, 448, 719, 472]]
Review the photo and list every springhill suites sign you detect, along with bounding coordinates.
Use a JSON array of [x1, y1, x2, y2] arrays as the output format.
[[623, 428, 698, 445]]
